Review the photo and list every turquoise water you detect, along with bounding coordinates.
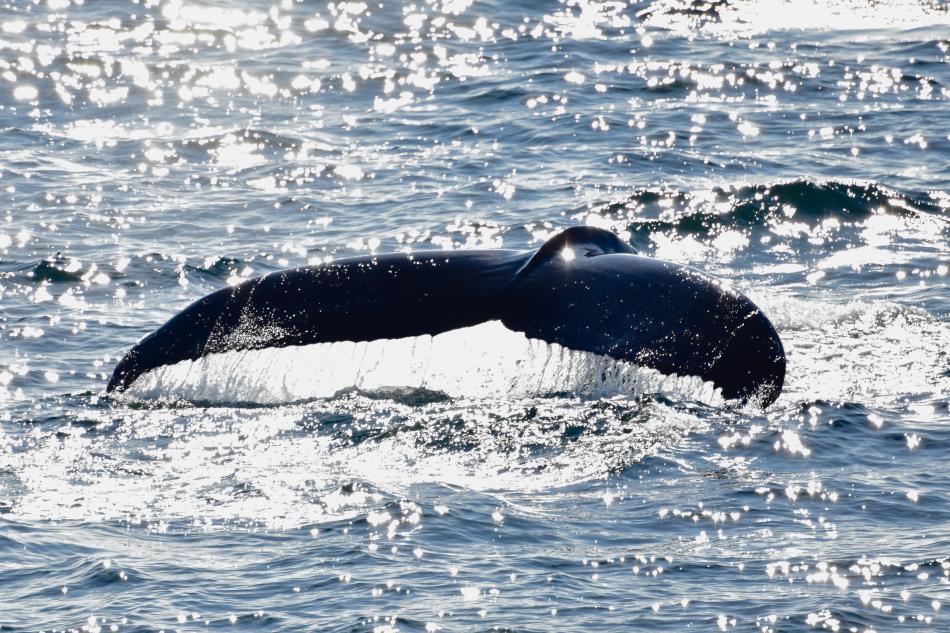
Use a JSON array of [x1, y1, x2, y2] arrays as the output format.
[[1, 0, 948, 630]]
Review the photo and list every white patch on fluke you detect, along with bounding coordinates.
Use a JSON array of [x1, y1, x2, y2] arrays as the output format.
[[125, 321, 722, 406]]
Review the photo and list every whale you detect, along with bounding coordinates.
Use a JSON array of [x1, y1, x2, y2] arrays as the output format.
[[106, 226, 786, 406]]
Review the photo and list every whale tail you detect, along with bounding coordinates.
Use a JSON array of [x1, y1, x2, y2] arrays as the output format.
[[516, 225, 637, 277], [503, 229, 786, 405], [704, 307, 786, 405], [108, 227, 785, 406]]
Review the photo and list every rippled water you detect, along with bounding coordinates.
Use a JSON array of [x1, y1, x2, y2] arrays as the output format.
[[1, 0, 949, 630]]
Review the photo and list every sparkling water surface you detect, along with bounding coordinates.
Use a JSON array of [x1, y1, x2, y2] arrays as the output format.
[[0, 0, 949, 630]]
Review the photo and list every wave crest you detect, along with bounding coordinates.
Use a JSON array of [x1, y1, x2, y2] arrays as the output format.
[[586, 179, 947, 247]]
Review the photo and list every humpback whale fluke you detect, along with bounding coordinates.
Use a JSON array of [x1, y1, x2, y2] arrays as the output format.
[[107, 226, 785, 406]]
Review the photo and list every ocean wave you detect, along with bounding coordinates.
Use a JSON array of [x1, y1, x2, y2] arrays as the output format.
[[593, 179, 946, 239], [21, 255, 86, 284], [178, 128, 304, 153]]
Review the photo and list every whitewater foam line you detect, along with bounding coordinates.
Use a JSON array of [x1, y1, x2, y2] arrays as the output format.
[[123, 321, 724, 406], [644, 0, 950, 36]]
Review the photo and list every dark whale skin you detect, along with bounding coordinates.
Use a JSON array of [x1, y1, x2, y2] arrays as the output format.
[[107, 226, 785, 406]]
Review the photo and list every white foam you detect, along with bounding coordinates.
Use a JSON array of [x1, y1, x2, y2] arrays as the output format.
[[125, 320, 723, 406], [4, 394, 709, 527], [751, 292, 950, 405], [643, 0, 950, 36]]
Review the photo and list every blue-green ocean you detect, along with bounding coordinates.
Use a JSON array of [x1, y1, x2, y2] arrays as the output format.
[[1, 0, 948, 630]]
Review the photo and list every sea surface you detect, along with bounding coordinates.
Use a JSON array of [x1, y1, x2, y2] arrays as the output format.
[[1, 0, 949, 630]]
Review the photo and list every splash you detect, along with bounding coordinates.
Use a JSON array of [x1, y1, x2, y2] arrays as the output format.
[[0, 393, 709, 527], [755, 293, 950, 405], [642, 0, 950, 36], [123, 321, 724, 406]]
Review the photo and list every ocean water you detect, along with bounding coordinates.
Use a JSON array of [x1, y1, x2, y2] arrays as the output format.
[[1, 0, 949, 630]]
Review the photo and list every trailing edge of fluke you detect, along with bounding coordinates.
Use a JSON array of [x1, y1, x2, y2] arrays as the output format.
[[108, 226, 786, 406]]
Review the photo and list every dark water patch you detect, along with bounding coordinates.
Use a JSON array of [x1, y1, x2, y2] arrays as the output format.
[[182, 255, 246, 280], [293, 411, 357, 435], [21, 255, 85, 283], [175, 128, 304, 158], [600, 180, 943, 237], [357, 387, 454, 407]]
